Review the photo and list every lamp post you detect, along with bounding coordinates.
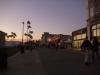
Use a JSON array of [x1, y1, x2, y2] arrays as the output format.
[[22, 22, 24, 45]]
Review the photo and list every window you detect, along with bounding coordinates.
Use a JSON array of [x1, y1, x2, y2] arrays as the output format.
[[92, 25, 96, 29], [97, 29, 100, 36], [92, 30, 96, 36], [73, 41, 77, 48], [81, 33, 86, 39], [97, 24, 100, 29], [73, 36, 77, 40], [80, 40, 84, 47], [76, 35, 81, 40], [90, 7, 94, 17], [95, 0, 100, 14], [73, 40, 84, 48]]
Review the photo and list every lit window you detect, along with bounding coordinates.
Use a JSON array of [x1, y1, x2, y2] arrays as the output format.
[[73, 36, 77, 40], [97, 29, 100, 36], [73, 41, 77, 48], [73, 41, 76, 47], [97, 24, 100, 29], [80, 40, 83, 47], [81, 33, 86, 39], [77, 35, 81, 40], [92, 30, 96, 36]]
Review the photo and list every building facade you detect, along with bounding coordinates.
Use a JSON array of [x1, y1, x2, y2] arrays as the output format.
[[0, 31, 7, 46], [72, 0, 100, 49], [72, 27, 87, 48], [87, 0, 100, 41], [41, 32, 72, 48], [41, 32, 50, 45]]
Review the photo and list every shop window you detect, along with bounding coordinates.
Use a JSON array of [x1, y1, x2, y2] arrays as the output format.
[[74, 41, 78, 48], [77, 35, 81, 40], [80, 40, 83, 47], [73, 41, 77, 48], [92, 30, 96, 36], [73, 40, 84, 48], [97, 29, 100, 36], [73, 36, 77, 40], [97, 24, 100, 29], [81, 33, 86, 39]]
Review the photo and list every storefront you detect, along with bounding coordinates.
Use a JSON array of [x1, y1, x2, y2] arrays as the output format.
[[91, 23, 100, 41], [72, 0, 100, 49], [72, 28, 87, 48], [87, 0, 100, 41]]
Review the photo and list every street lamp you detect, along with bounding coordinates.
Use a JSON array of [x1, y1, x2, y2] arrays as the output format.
[[22, 22, 24, 45]]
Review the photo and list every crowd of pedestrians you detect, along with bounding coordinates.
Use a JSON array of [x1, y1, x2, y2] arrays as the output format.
[[81, 37, 100, 66]]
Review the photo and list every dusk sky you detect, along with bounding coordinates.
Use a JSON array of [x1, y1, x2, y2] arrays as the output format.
[[0, 0, 86, 40]]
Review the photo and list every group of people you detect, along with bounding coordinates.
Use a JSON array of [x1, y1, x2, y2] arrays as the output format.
[[81, 37, 100, 66]]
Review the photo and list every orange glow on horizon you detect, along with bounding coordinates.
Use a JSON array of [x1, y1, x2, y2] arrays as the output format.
[[5, 32, 42, 42]]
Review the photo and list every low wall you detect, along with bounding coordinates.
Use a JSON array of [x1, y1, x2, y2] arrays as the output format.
[[0, 46, 19, 57]]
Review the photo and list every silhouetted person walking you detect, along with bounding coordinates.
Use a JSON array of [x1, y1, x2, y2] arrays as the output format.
[[92, 37, 100, 62], [81, 37, 92, 66]]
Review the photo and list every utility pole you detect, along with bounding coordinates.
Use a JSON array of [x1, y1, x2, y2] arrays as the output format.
[[22, 22, 24, 45]]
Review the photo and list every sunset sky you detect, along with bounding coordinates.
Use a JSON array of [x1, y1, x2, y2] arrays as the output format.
[[0, 0, 86, 40]]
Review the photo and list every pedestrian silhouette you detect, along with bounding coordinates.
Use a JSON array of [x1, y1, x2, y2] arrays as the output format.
[[92, 37, 100, 62], [81, 37, 92, 66]]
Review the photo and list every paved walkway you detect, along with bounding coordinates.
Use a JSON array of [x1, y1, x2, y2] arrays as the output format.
[[0, 48, 100, 75], [38, 48, 100, 75], [0, 49, 47, 75]]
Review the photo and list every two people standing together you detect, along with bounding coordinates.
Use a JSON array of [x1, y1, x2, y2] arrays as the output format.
[[81, 37, 100, 66]]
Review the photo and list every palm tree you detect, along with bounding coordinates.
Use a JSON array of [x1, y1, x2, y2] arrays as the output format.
[[7, 32, 17, 41], [24, 33, 28, 37], [28, 34, 33, 39], [7, 35, 13, 40], [29, 31, 33, 34], [11, 32, 16, 37], [29, 31, 33, 40], [24, 33, 33, 40], [11, 32, 17, 39], [26, 20, 32, 42], [27, 20, 31, 29]]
